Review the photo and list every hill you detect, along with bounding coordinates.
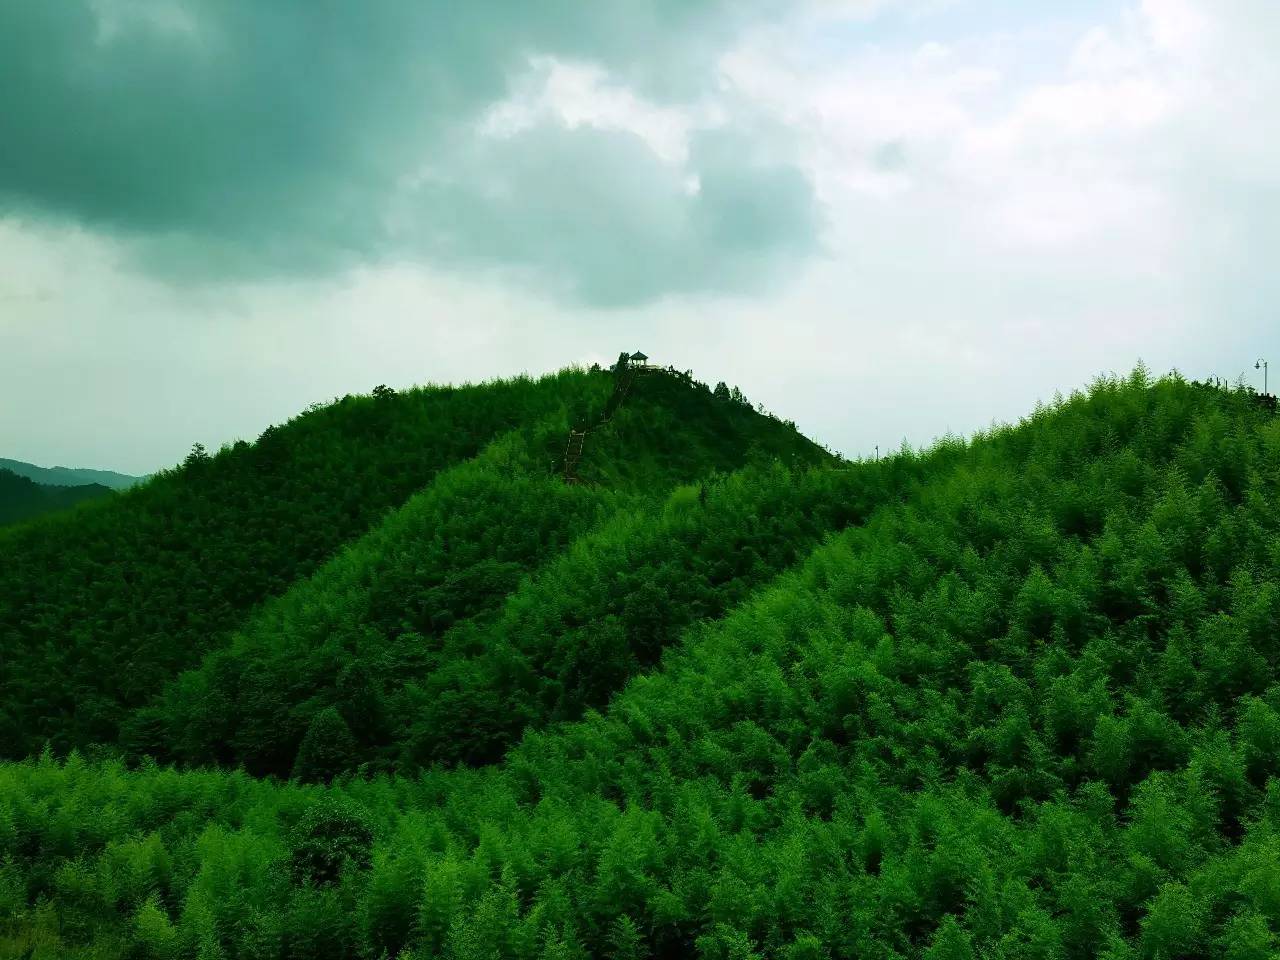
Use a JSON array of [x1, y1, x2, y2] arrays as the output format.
[[1, 368, 1279, 959], [0, 362, 828, 760], [0, 468, 113, 526], [0, 457, 142, 490]]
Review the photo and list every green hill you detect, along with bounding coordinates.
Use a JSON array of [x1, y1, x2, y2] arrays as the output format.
[[2, 367, 1279, 959], [124, 366, 836, 779], [0, 457, 142, 490], [0, 468, 113, 526], [0, 363, 827, 760]]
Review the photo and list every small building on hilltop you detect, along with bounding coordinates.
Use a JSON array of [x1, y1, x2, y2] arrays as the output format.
[[629, 351, 649, 367]]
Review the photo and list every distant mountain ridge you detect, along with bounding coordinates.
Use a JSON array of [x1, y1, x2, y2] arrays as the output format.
[[0, 456, 143, 490]]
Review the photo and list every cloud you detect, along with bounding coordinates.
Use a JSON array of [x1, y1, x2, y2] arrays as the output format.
[[725, 0, 1280, 276], [400, 123, 819, 307], [0, 0, 817, 305], [690, 0, 1280, 453]]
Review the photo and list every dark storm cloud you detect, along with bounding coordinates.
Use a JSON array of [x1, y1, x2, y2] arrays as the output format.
[[405, 125, 820, 307], [0, 0, 819, 305]]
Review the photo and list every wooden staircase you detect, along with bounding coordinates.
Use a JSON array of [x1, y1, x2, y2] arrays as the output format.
[[600, 366, 637, 424], [561, 359, 651, 484], [562, 429, 588, 484]]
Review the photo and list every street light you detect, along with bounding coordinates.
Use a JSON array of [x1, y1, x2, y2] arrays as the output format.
[[1258, 358, 1270, 395]]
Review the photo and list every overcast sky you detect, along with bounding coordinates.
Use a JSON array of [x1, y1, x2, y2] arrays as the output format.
[[1, 0, 1277, 475]]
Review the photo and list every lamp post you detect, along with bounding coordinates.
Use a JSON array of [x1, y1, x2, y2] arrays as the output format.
[[1258, 358, 1270, 395]]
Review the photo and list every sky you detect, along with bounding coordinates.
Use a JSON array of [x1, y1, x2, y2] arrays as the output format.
[[1, 0, 1277, 475]]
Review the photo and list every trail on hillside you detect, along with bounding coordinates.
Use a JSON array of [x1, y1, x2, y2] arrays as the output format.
[[561, 356, 652, 484]]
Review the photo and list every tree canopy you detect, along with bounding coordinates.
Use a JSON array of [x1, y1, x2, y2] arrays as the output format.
[[2, 368, 1279, 958]]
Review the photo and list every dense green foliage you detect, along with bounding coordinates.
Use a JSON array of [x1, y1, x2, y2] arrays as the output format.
[[0, 370, 611, 757], [129, 427, 624, 775], [390, 457, 924, 771], [143, 457, 907, 778], [1, 365, 824, 763], [0, 469, 112, 527], [2, 369, 1279, 959], [564, 369, 821, 488], [130, 371, 831, 778]]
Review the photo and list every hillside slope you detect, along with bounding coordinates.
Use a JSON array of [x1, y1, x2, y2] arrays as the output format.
[[0, 468, 113, 526], [129, 366, 835, 777], [1, 363, 827, 761], [3, 373, 1279, 959], [138, 459, 902, 779]]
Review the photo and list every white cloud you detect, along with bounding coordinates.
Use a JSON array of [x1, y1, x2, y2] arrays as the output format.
[[1141, 0, 1211, 54], [88, 0, 205, 44], [479, 57, 710, 166], [695, 0, 1278, 453]]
